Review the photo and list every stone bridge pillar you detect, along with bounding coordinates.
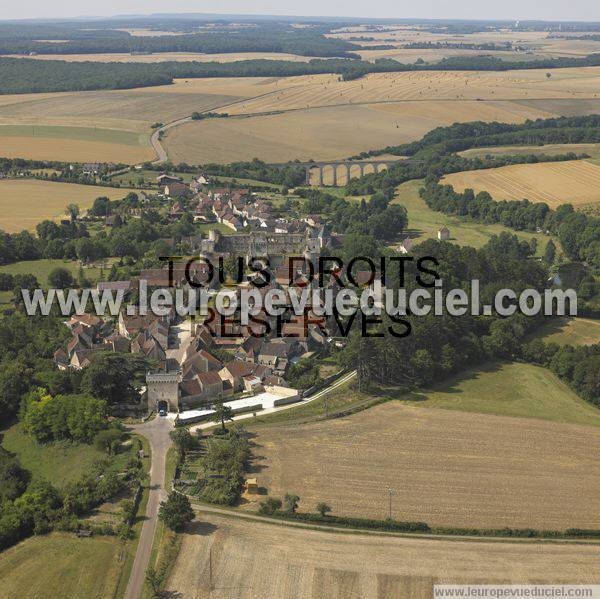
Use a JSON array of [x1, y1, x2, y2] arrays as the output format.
[[331, 164, 338, 187], [359, 163, 365, 177], [345, 163, 351, 182]]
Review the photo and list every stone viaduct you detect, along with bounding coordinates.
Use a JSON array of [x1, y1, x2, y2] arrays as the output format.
[[271, 158, 411, 186]]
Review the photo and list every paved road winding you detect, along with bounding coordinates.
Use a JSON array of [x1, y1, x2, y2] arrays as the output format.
[[124, 416, 174, 599], [121, 369, 355, 597]]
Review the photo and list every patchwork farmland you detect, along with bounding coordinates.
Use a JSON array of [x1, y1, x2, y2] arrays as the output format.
[[249, 367, 600, 530]]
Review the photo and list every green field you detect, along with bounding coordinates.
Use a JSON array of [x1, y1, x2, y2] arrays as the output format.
[[529, 317, 600, 346], [1, 424, 135, 489], [0, 124, 146, 146], [458, 143, 600, 160], [111, 168, 285, 191], [251, 360, 600, 429], [403, 361, 600, 427], [0, 533, 124, 599], [392, 179, 559, 255], [0, 258, 112, 286]]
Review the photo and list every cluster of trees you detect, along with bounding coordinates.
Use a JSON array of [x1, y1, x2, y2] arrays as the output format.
[[361, 115, 600, 158], [158, 491, 194, 532], [335, 234, 549, 390], [189, 426, 250, 506], [21, 389, 109, 444], [0, 455, 143, 551], [0, 303, 147, 425], [199, 158, 307, 188], [287, 354, 324, 389], [523, 341, 600, 404], [0, 448, 29, 503], [0, 310, 72, 423], [0, 195, 197, 268], [298, 187, 408, 242], [404, 41, 515, 51], [0, 26, 359, 58]]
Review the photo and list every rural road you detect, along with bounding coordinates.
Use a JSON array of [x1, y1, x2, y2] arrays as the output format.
[[150, 116, 192, 163], [124, 416, 174, 599], [122, 369, 354, 597]]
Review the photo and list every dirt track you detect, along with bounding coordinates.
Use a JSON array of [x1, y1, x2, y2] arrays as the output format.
[[166, 513, 600, 598]]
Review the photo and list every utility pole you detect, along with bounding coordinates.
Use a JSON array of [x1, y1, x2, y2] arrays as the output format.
[[387, 487, 395, 520], [209, 546, 213, 590]]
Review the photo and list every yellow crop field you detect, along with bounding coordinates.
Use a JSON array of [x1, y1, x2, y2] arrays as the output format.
[[0, 135, 153, 163], [164, 100, 551, 163], [0, 180, 136, 232], [442, 159, 600, 208], [166, 513, 600, 599], [250, 366, 600, 529]]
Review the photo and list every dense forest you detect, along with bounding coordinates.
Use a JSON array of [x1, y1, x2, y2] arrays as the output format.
[[0, 27, 360, 59]]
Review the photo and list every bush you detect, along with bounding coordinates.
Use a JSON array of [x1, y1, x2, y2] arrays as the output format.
[[258, 497, 282, 515]]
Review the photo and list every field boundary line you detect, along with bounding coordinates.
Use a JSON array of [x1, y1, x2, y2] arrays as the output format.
[[190, 503, 600, 546]]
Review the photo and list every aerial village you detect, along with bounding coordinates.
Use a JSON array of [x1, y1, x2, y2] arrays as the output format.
[[52, 172, 353, 423]]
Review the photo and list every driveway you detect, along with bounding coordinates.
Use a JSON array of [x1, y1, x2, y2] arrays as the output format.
[[189, 370, 357, 433], [124, 415, 174, 599]]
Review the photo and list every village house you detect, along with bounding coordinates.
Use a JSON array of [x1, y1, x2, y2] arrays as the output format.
[[180, 370, 228, 407], [399, 236, 413, 254], [181, 348, 223, 380], [157, 174, 182, 186], [164, 182, 190, 198], [218, 360, 272, 393], [438, 226, 451, 241]]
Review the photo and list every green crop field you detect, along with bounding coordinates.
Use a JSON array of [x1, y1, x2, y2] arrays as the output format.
[[0, 533, 124, 599], [0, 258, 113, 286]]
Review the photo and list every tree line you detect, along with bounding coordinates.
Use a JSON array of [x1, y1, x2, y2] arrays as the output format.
[[358, 115, 600, 158], [419, 179, 600, 274]]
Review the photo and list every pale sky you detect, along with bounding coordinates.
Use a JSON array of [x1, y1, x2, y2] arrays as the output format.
[[2, 1, 599, 22]]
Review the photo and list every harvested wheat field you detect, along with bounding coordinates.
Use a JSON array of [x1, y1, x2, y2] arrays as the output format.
[[217, 68, 600, 116], [442, 160, 600, 208], [0, 180, 136, 232], [164, 66, 600, 163], [249, 402, 600, 530], [164, 100, 549, 163], [166, 513, 600, 599]]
